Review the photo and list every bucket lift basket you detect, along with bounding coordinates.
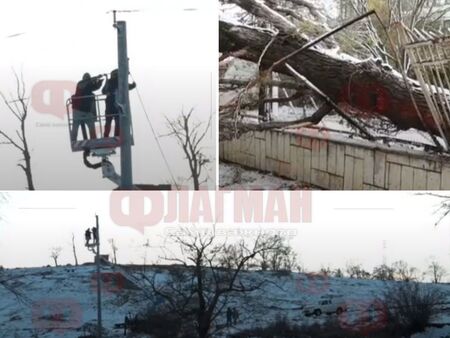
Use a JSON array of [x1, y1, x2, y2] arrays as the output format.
[[66, 94, 134, 152]]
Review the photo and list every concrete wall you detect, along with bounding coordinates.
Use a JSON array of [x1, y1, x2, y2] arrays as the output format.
[[219, 129, 450, 190]]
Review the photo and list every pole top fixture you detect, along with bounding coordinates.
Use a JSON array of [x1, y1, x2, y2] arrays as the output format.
[[106, 9, 140, 27]]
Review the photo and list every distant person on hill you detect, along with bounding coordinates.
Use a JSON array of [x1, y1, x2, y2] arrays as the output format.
[[226, 307, 232, 327], [232, 307, 239, 324], [124, 314, 129, 336]]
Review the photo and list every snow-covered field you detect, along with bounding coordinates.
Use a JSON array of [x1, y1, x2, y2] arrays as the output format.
[[220, 162, 315, 190], [0, 265, 148, 338], [1, 265, 450, 337]]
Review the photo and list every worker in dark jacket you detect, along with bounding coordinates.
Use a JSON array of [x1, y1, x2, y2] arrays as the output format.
[[92, 226, 98, 244], [102, 69, 136, 137], [84, 228, 91, 246], [71, 73, 103, 142]]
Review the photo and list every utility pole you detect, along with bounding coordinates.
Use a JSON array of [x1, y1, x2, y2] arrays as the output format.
[[95, 215, 102, 338], [86, 215, 102, 337], [115, 17, 133, 189]]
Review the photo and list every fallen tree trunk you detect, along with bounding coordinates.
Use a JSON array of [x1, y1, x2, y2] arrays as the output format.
[[220, 78, 302, 90], [219, 20, 442, 138]]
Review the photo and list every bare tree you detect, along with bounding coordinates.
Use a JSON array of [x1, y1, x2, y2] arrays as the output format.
[[0, 193, 7, 202], [383, 281, 445, 335], [50, 247, 62, 267], [0, 193, 9, 221], [333, 267, 344, 278], [392, 260, 419, 282], [420, 193, 450, 225], [217, 242, 248, 269], [372, 263, 395, 281], [345, 262, 371, 279], [0, 71, 34, 190], [109, 238, 118, 265], [142, 239, 151, 273], [165, 108, 211, 190], [319, 265, 333, 276], [427, 259, 446, 283], [146, 227, 284, 338], [71, 233, 78, 266], [257, 234, 298, 272], [339, 0, 450, 72]]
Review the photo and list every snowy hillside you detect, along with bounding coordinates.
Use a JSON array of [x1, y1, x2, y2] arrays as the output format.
[[1, 265, 450, 337], [0, 265, 147, 338]]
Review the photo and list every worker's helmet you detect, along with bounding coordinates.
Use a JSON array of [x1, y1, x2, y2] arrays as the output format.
[[111, 69, 118, 77], [82, 72, 91, 81]]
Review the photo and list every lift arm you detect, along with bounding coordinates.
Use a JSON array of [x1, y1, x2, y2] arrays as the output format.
[[101, 159, 121, 186], [83, 150, 103, 169], [83, 150, 121, 186]]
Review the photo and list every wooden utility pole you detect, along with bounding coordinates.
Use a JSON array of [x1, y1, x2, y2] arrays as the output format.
[[86, 215, 102, 337], [95, 215, 102, 338]]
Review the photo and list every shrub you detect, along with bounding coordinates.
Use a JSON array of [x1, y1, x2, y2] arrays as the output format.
[[230, 316, 392, 338], [230, 316, 308, 338], [130, 306, 196, 338], [383, 282, 445, 335]]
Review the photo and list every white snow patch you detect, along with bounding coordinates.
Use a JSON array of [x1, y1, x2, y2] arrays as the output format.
[[219, 162, 308, 190]]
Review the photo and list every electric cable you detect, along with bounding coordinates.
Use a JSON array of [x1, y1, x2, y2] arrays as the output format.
[[129, 73, 180, 189]]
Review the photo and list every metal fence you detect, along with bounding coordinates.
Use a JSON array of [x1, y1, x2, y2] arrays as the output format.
[[403, 27, 450, 150]]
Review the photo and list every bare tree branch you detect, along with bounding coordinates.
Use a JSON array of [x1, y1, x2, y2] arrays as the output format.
[[165, 108, 211, 190], [0, 70, 35, 190]]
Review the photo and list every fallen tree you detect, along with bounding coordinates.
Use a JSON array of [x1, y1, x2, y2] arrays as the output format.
[[219, 0, 447, 144]]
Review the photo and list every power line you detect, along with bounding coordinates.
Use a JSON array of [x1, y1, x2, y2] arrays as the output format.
[[210, 71, 213, 139], [5, 32, 26, 39], [129, 73, 179, 189]]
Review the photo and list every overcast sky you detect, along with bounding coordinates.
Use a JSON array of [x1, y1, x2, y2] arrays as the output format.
[[0, 0, 217, 190], [1, 191, 449, 282]]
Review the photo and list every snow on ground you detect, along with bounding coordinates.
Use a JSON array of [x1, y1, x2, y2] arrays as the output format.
[[315, 45, 363, 64], [222, 59, 258, 82], [321, 0, 338, 19], [1, 265, 449, 337], [219, 162, 315, 190], [219, 3, 246, 26], [0, 265, 148, 338]]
